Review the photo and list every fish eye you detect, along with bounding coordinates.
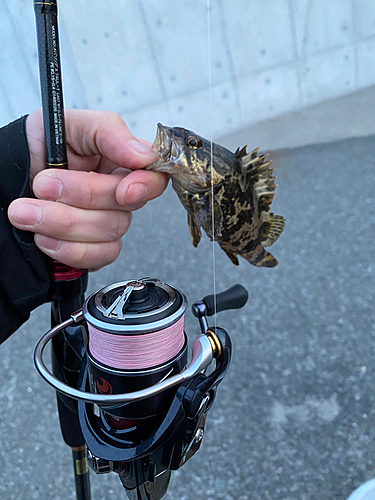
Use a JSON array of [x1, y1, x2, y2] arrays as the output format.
[[186, 137, 202, 149]]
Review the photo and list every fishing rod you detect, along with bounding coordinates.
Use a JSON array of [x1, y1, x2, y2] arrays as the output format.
[[33, 1, 90, 498], [33, 2, 250, 499]]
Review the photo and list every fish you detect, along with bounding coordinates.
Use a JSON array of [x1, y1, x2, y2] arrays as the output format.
[[146, 124, 285, 267]]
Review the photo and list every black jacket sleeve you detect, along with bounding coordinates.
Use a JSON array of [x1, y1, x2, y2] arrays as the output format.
[[0, 116, 50, 344]]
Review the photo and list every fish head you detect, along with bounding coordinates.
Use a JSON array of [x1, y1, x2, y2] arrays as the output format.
[[147, 124, 227, 193]]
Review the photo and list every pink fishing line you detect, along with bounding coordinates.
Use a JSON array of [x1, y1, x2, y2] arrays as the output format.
[[88, 316, 185, 370]]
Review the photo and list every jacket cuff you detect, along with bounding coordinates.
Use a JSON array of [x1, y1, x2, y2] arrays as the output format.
[[0, 115, 31, 207]]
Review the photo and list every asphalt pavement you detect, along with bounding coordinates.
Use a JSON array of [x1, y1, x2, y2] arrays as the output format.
[[0, 134, 375, 500]]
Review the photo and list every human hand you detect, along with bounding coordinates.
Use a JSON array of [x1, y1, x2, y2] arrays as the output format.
[[7, 109, 167, 270]]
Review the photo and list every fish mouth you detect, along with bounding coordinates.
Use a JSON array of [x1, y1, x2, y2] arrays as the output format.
[[152, 123, 178, 161]]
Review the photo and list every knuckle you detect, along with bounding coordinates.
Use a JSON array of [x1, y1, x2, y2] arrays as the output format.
[[102, 110, 122, 126], [61, 211, 76, 236], [81, 172, 97, 208]]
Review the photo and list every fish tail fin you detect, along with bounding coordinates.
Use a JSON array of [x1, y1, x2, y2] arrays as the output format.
[[241, 247, 278, 268]]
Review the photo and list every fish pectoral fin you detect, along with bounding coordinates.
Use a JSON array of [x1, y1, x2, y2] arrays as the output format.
[[202, 202, 223, 240], [212, 202, 223, 238], [187, 213, 202, 248], [222, 248, 239, 266], [194, 196, 223, 240], [262, 214, 286, 247]]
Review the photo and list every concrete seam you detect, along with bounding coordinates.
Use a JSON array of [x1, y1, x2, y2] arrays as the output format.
[[287, 0, 303, 108], [3, 1, 39, 99], [137, 0, 171, 122], [351, 0, 359, 88], [216, 0, 243, 124]]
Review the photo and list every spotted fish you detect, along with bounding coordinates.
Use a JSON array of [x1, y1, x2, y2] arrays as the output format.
[[146, 124, 285, 267]]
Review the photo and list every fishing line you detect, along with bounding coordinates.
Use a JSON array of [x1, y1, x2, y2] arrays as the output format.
[[206, 0, 217, 329], [87, 316, 185, 370]]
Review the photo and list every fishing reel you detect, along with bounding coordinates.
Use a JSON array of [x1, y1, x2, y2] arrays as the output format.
[[35, 278, 248, 500]]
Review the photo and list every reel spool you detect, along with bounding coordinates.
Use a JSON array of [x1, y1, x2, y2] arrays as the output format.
[[83, 278, 188, 420], [34, 278, 248, 500]]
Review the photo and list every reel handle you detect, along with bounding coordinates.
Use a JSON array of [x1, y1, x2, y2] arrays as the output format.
[[203, 284, 248, 315], [193, 284, 248, 318]]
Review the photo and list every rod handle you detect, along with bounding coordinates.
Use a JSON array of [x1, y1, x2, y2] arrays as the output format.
[[34, 0, 67, 167], [34, 0, 88, 281]]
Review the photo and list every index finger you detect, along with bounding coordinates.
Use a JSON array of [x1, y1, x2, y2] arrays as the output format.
[[65, 109, 158, 170], [26, 108, 159, 176]]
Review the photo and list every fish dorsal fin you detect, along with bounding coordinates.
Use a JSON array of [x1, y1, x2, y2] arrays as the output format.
[[236, 146, 276, 211], [236, 146, 260, 165], [235, 145, 261, 191], [262, 214, 285, 247], [235, 145, 248, 158]]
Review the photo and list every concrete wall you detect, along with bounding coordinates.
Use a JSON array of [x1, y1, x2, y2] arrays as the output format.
[[1, 0, 375, 142]]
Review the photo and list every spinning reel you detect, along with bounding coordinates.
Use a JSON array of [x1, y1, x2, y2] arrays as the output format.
[[35, 278, 248, 500]]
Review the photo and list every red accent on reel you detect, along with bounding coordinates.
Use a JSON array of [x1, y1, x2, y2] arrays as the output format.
[[52, 260, 87, 281], [96, 378, 113, 395], [105, 414, 137, 430]]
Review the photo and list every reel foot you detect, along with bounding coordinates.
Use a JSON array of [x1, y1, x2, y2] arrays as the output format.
[[122, 470, 171, 500]]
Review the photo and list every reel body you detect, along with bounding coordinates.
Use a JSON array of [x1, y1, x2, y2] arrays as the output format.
[[34, 278, 248, 500], [80, 325, 230, 498]]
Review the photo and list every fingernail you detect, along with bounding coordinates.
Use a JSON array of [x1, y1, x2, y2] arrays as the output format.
[[34, 175, 63, 200], [125, 183, 149, 204], [128, 139, 153, 155], [9, 202, 42, 226], [35, 235, 61, 251]]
